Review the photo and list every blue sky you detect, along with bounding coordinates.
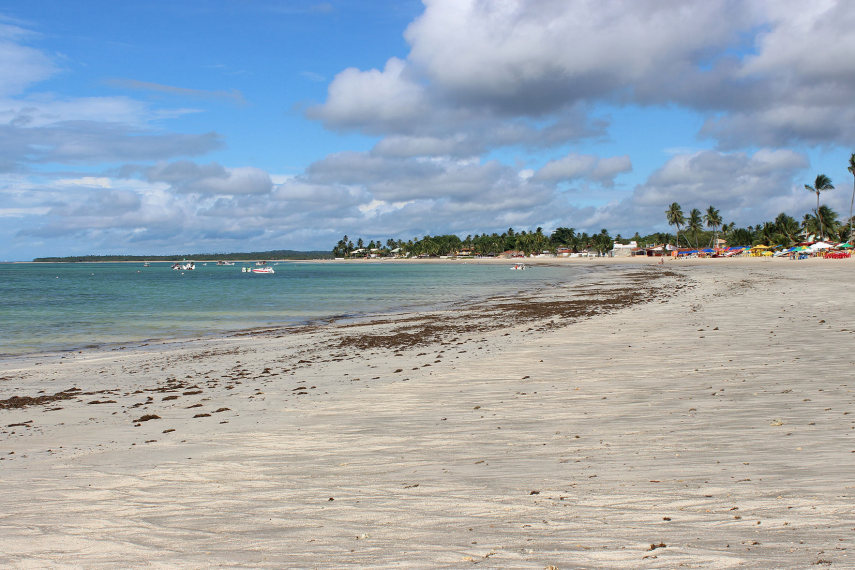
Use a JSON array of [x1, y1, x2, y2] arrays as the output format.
[[2, 0, 854, 260]]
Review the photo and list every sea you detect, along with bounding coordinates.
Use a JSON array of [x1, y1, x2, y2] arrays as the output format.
[[0, 261, 586, 357]]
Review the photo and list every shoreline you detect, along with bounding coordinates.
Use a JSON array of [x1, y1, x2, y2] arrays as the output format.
[[0, 260, 606, 360], [1, 262, 853, 567], [12, 253, 854, 264]]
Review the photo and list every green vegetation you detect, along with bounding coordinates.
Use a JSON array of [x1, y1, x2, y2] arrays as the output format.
[[665, 202, 685, 247], [33, 250, 332, 263], [333, 227, 616, 258], [658, 202, 852, 249], [804, 174, 834, 240], [334, 197, 855, 259]]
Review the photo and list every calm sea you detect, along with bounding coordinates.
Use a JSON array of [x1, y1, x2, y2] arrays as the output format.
[[0, 261, 586, 357]]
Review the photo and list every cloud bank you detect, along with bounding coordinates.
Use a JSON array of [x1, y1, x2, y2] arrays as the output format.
[[3, 1, 855, 258]]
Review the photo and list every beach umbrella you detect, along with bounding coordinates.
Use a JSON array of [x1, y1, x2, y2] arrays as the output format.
[[839, 243, 853, 248]]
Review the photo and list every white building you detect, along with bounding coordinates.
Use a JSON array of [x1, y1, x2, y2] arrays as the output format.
[[610, 240, 638, 257]]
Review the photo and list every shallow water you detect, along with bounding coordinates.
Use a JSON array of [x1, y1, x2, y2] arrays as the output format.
[[0, 261, 583, 356]]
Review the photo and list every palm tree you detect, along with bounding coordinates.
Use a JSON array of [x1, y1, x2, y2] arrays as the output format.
[[802, 213, 817, 240], [848, 153, 855, 242], [686, 208, 703, 247], [804, 174, 834, 240], [704, 206, 722, 248], [549, 227, 576, 247], [729, 227, 753, 247], [757, 221, 778, 246], [816, 205, 840, 241], [665, 202, 685, 247], [774, 213, 800, 246]]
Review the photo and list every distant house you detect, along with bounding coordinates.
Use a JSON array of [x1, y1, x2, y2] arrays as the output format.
[[635, 244, 667, 257], [610, 240, 639, 257], [500, 250, 525, 258]]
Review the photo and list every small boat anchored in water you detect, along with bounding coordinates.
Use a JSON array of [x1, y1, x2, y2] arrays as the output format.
[[510, 263, 527, 270], [172, 262, 195, 271], [243, 266, 275, 274]]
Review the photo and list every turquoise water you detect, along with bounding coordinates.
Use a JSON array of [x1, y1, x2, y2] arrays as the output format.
[[0, 261, 583, 356]]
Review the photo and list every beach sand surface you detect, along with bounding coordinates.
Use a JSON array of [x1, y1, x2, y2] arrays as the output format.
[[1, 259, 853, 568]]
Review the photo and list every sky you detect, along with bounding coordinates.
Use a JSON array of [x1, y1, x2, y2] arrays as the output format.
[[2, 0, 854, 260]]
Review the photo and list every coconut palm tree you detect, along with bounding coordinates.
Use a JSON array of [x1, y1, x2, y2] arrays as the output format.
[[666, 202, 685, 247], [774, 213, 800, 246], [848, 153, 855, 242], [816, 205, 840, 241], [804, 174, 834, 240], [686, 208, 703, 247], [729, 227, 753, 247], [757, 221, 778, 246], [704, 206, 722, 248], [801, 213, 815, 240]]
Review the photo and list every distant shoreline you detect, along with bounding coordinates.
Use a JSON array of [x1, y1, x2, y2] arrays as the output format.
[[14, 254, 854, 266]]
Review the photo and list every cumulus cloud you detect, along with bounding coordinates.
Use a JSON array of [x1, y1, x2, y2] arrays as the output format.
[[272, 151, 569, 238], [0, 122, 221, 170], [596, 149, 815, 234], [302, 151, 550, 205], [534, 153, 631, 186], [310, 1, 754, 144], [310, 1, 855, 151], [144, 161, 273, 195], [7, 2, 855, 259], [405, 0, 753, 113], [307, 57, 429, 134]]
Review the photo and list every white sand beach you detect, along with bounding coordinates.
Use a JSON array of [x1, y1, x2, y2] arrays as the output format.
[[1, 259, 853, 568]]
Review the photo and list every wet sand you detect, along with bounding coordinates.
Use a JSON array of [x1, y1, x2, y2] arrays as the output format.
[[1, 259, 853, 567]]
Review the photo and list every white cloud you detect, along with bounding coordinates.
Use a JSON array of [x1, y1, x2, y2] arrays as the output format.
[[310, 1, 855, 151], [0, 22, 222, 171], [307, 57, 428, 133], [144, 161, 272, 195], [6, 2, 855, 258], [596, 149, 815, 235], [534, 153, 631, 186], [0, 21, 56, 96]]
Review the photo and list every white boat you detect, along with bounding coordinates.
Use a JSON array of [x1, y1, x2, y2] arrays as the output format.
[[216, 260, 235, 266], [172, 262, 195, 271], [511, 263, 527, 270], [251, 266, 274, 274]]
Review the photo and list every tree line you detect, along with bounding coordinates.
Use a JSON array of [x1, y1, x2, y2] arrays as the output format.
[[667, 157, 855, 248], [332, 227, 615, 258], [33, 250, 333, 262]]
